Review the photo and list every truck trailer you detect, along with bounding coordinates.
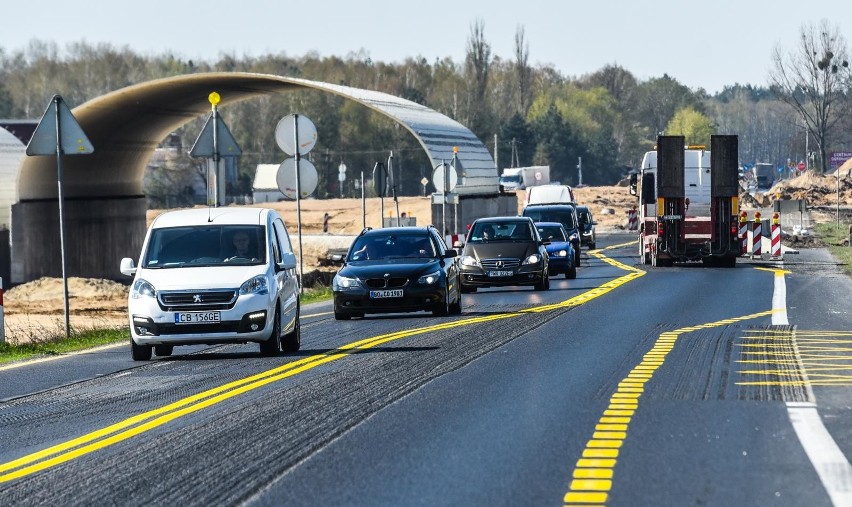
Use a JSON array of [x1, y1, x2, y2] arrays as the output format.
[[498, 166, 550, 191], [630, 135, 740, 267]]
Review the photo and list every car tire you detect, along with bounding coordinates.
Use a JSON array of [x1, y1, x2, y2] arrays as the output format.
[[589, 242, 596, 250], [574, 248, 581, 267], [450, 284, 462, 315], [131, 338, 152, 361], [433, 287, 450, 316], [566, 266, 577, 279], [534, 271, 548, 291], [260, 305, 281, 356], [281, 305, 301, 353], [154, 345, 173, 357]]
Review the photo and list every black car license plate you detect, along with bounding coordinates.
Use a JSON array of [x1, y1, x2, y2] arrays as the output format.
[[487, 270, 513, 277], [370, 289, 403, 298]]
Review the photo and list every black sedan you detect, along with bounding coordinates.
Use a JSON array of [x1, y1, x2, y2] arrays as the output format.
[[332, 226, 462, 319], [458, 216, 550, 292]]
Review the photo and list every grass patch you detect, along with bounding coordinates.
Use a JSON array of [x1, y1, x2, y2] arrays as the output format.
[[1, 284, 333, 364], [1, 327, 129, 364], [815, 222, 852, 277]]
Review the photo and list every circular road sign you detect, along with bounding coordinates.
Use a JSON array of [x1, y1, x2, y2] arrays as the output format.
[[432, 164, 457, 193], [797, 161, 806, 171], [277, 158, 319, 199], [275, 114, 318, 156]]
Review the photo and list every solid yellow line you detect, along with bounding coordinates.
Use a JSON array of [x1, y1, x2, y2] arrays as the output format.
[[0, 244, 646, 483]]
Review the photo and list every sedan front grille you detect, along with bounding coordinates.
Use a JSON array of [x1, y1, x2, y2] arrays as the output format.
[[364, 277, 409, 289], [480, 258, 521, 270]]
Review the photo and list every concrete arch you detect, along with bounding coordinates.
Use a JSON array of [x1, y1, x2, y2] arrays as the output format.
[[10, 72, 498, 283]]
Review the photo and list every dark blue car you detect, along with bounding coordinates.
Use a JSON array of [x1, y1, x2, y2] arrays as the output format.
[[535, 222, 577, 279]]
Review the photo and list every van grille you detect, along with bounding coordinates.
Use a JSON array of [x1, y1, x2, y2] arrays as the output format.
[[158, 290, 237, 311]]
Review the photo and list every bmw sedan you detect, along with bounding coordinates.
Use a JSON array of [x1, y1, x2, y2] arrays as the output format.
[[332, 226, 461, 319], [458, 216, 549, 292]]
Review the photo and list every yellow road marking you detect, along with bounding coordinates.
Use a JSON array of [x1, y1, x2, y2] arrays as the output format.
[[0, 242, 646, 483], [564, 309, 773, 505]]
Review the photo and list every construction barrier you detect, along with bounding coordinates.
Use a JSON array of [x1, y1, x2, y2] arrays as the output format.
[[751, 211, 762, 258], [627, 207, 638, 231], [771, 212, 782, 259], [0, 277, 4, 344], [739, 211, 748, 256]]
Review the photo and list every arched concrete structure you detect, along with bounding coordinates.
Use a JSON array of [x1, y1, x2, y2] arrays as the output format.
[[10, 72, 499, 283]]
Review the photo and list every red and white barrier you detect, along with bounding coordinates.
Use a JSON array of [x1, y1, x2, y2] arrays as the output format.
[[751, 212, 762, 258], [445, 234, 463, 248], [739, 212, 748, 256], [771, 213, 782, 259], [0, 277, 5, 344], [627, 207, 638, 231]]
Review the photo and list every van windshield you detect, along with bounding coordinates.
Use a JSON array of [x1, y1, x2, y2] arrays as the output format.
[[142, 225, 266, 268]]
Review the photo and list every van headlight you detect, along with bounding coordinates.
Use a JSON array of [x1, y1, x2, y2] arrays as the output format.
[[240, 275, 269, 295], [417, 270, 441, 285], [460, 255, 479, 267], [523, 254, 542, 265], [333, 274, 361, 290], [131, 279, 156, 299]]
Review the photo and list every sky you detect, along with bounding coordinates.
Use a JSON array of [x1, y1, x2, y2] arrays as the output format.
[[4, 0, 851, 94]]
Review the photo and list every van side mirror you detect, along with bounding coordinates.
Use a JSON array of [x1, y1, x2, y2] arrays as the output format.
[[280, 252, 297, 270], [120, 257, 136, 276], [629, 173, 638, 196]]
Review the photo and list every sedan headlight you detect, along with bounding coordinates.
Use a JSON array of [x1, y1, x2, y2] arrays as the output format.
[[522, 254, 542, 265], [417, 270, 441, 285], [131, 279, 156, 299], [240, 275, 269, 295], [552, 250, 568, 257], [333, 274, 361, 290], [460, 255, 479, 267]]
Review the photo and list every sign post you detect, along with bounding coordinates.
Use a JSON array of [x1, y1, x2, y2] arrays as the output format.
[[25, 95, 94, 338], [275, 114, 318, 292]]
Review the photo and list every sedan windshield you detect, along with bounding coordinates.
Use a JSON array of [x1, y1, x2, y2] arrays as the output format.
[[349, 233, 436, 261], [469, 221, 532, 242], [536, 225, 566, 242]]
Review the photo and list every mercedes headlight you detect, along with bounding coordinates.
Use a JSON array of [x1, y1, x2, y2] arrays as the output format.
[[460, 255, 479, 267], [240, 275, 269, 295], [523, 254, 542, 265]]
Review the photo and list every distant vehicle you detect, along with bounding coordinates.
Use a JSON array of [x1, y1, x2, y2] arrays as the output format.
[[459, 216, 550, 292], [332, 226, 461, 319], [521, 203, 582, 266], [498, 166, 550, 191], [752, 163, 776, 191], [524, 184, 575, 207], [575, 205, 597, 250], [534, 222, 577, 279], [629, 136, 740, 267], [119, 207, 301, 360]]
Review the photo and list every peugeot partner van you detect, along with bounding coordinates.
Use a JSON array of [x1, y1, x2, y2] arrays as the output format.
[[120, 207, 300, 360]]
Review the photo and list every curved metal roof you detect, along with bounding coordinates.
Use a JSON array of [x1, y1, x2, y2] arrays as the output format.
[[16, 72, 497, 202]]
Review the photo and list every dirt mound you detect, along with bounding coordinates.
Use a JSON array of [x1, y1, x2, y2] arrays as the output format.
[[765, 172, 852, 206]]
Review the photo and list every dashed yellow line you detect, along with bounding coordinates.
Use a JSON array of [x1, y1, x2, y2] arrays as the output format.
[[1, 243, 645, 484], [563, 310, 773, 506]]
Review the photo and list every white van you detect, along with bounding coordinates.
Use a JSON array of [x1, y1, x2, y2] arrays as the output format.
[[524, 185, 575, 207], [120, 207, 300, 360]]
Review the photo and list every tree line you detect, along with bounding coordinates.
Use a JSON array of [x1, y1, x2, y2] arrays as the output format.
[[1, 19, 849, 205]]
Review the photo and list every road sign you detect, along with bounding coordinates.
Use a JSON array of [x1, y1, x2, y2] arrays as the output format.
[[277, 158, 318, 199], [432, 164, 457, 193], [798, 162, 806, 171], [275, 114, 317, 155], [420, 177, 429, 186], [373, 163, 388, 197], [338, 172, 346, 182], [189, 110, 242, 158], [26, 95, 94, 156]]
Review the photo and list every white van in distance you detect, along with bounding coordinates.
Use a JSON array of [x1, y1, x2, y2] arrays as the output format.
[[120, 207, 300, 360]]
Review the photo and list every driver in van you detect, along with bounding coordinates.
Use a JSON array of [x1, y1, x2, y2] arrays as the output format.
[[225, 230, 255, 261]]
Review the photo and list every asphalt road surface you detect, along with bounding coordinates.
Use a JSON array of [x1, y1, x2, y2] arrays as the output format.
[[1, 232, 851, 506]]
